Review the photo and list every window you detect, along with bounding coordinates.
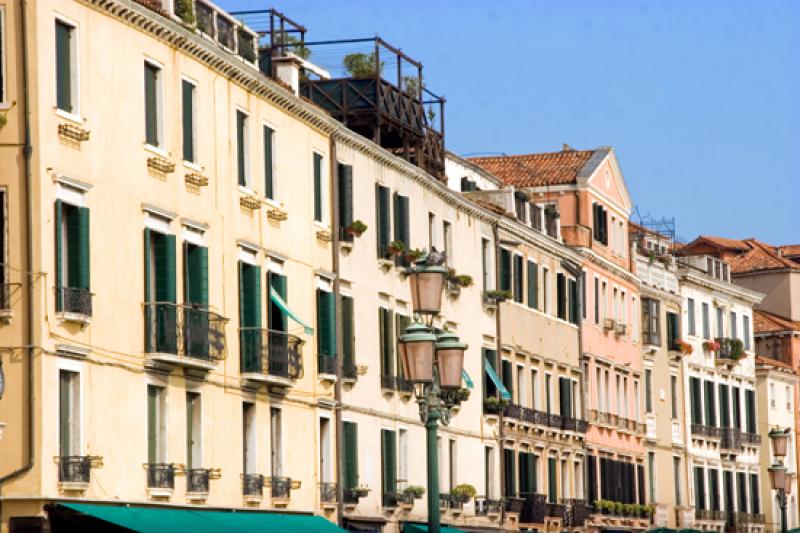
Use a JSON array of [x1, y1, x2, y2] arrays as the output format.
[[716, 306, 724, 337], [316, 288, 336, 362], [531, 204, 543, 231], [544, 204, 559, 238], [147, 384, 166, 464], [381, 429, 397, 505], [319, 417, 332, 484], [394, 314, 411, 381], [689, 377, 702, 424], [641, 298, 660, 346], [704, 380, 716, 427], [667, 311, 680, 350], [687, 298, 696, 336], [0, 190, 6, 309], [568, 278, 579, 324], [59, 370, 81, 457], [398, 429, 408, 484], [186, 392, 201, 469], [694, 466, 706, 510], [559, 376, 573, 418], [341, 295, 355, 377], [483, 349, 497, 399], [527, 260, 538, 309], [531, 369, 539, 410], [745, 389, 756, 433], [442, 220, 452, 264], [183, 239, 209, 354], [743, 315, 751, 350], [673, 457, 682, 505], [622, 376, 629, 418], [313, 152, 327, 223], [55, 19, 78, 113], [593, 277, 599, 324], [543, 268, 550, 314], [144, 61, 162, 147], [481, 238, 491, 291], [730, 311, 738, 339], [238, 261, 262, 372], [337, 163, 353, 240], [770, 383, 776, 408], [484, 447, 496, 498], [736, 472, 747, 513], [556, 272, 566, 320], [581, 271, 587, 320], [708, 469, 720, 511], [428, 212, 436, 249], [181, 79, 196, 163], [499, 249, 511, 293], [378, 307, 394, 383], [449, 439, 457, 490], [592, 203, 608, 244], [749, 473, 760, 514], [55, 200, 91, 315], [670, 375, 678, 419], [0, 7, 5, 104], [342, 421, 359, 490], [648, 452, 655, 503], [547, 457, 557, 503], [375, 185, 391, 259], [732, 386, 741, 429], [242, 402, 256, 474], [645, 369, 652, 413], [601, 281, 607, 321], [596, 367, 603, 412], [544, 373, 552, 414], [263, 126, 275, 199], [513, 255, 523, 303], [502, 359, 514, 401], [702, 302, 710, 340], [393, 193, 410, 266], [516, 365, 526, 406], [236, 110, 249, 186], [144, 229, 177, 354], [270, 407, 282, 476], [503, 448, 516, 497]]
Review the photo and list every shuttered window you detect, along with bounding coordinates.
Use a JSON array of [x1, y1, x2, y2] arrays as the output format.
[[704, 380, 716, 427], [393, 193, 410, 266], [526, 260, 538, 309], [687, 298, 696, 336], [749, 474, 760, 514], [708, 469, 720, 510], [736, 472, 748, 512], [499, 249, 511, 292], [183, 243, 208, 306], [702, 302, 710, 339], [556, 273, 566, 320], [642, 298, 661, 346], [59, 370, 80, 457], [263, 126, 275, 199], [743, 315, 751, 350], [316, 289, 336, 357], [568, 278, 579, 324], [342, 422, 359, 490], [511, 255, 523, 302], [378, 307, 394, 378], [144, 229, 176, 354], [238, 262, 261, 373], [338, 164, 353, 239], [144, 62, 161, 147], [730, 311, 738, 339], [732, 386, 741, 429], [587, 455, 597, 505], [501, 359, 513, 398], [0, 9, 5, 104], [667, 311, 680, 349], [236, 111, 248, 186], [503, 448, 516, 497], [55, 20, 75, 113], [559, 377, 573, 417], [744, 389, 756, 433], [694, 467, 706, 510], [483, 348, 497, 399], [689, 377, 702, 424], [381, 429, 397, 501], [147, 384, 165, 463], [592, 203, 608, 244], [313, 152, 323, 222], [54, 201, 90, 312], [719, 384, 730, 427], [267, 272, 287, 331], [645, 369, 653, 413], [181, 80, 195, 162], [547, 457, 557, 503], [341, 295, 355, 373], [375, 184, 391, 258]]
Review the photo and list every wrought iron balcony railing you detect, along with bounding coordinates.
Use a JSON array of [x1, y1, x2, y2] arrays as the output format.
[[240, 329, 303, 380], [147, 463, 175, 489], [342, 361, 357, 380], [474, 496, 503, 516], [695, 508, 725, 521], [734, 512, 765, 524], [144, 302, 227, 360], [546, 502, 566, 519], [58, 456, 91, 483], [720, 427, 743, 451], [243, 473, 264, 496], [56, 286, 92, 316], [320, 481, 337, 503], [505, 496, 525, 514], [268, 476, 292, 499], [0, 282, 21, 311], [187, 468, 210, 493], [318, 355, 337, 375], [562, 499, 590, 527], [519, 493, 547, 524], [691, 423, 721, 439], [381, 374, 397, 390], [343, 487, 369, 504]]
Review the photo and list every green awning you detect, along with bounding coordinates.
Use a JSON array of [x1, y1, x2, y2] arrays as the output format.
[[646, 529, 677, 533], [483, 355, 511, 400], [270, 286, 314, 335], [677, 529, 703, 533], [462, 369, 474, 389], [404, 524, 467, 533], [58, 503, 346, 533]]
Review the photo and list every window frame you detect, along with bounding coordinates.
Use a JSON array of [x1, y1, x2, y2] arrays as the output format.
[[262, 122, 277, 200], [58, 363, 84, 457], [0, 6, 7, 108], [235, 108, 251, 188], [54, 14, 80, 119], [143, 58, 165, 150], [180, 76, 198, 165], [313, 150, 328, 225]]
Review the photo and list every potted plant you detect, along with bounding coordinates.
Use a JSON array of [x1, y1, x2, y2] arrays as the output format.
[[343, 52, 383, 78], [484, 289, 512, 303], [623, 503, 636, 516], [344, 220, 368, 238], [403, 248, 427, 263], [594, 499, 606, 515], [544, 204, 560, 219], [644, 504, 655, 518], [678, 340, 694, 355], [174, 0, 195, 26], [729, 338, 745, 360], [450, 483, 477, 504], [387, 240, 406, 256], [514, 190, 529, 202], [614, 501, 624, 516], [403, 485, 425, 500], [349, 486, 370, 499], [703, 340, 720, 352], [456, 387, 470, 402]]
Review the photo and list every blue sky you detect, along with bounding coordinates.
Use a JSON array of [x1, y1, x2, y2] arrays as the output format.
[[224, 0, 800, 245]]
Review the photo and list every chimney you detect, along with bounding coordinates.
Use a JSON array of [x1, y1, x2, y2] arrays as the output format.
[[562, 143, 575, 152], [272, 55, 303, 96]]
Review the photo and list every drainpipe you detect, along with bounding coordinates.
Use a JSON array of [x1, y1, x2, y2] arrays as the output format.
[[493, 221, 505, 526], [0, 0, 35, 487], [329, 134, 345, 524], [561, 258, 585, 499]]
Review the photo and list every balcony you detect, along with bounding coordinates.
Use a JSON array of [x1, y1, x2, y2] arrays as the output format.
[[58, 456, 92, 486], [240, 329, 303, 387], [144, 302, 228, 374], [695, 508, 725, 522], [714, 337, 745, 364], [720, 427, 743, 452], [0, 282, 21, 322], [320, 482, 337, 506], [742, 432, 761, 446], [55, 286, 93, 322], [243, 473, 265, 498], [506, 403, 588, 433], [519, 493, 547, 524], [146, 463, 175, 492], [734, 512, 765, 525], [318, 355, 337, 376], [187, 468, 210, 496], [505, 496, 525, 514], [267, 476, 294, 504], [474, 496, 502, 517], [691, 423, 721, 439], [562, 499, 590, 527]]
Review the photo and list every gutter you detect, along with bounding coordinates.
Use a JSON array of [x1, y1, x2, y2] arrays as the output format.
[[0, 0, 35, 487]]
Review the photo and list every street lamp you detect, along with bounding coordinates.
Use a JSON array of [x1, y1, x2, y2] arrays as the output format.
[[399, 255, 467, 533], [768, 428, 792, 533]]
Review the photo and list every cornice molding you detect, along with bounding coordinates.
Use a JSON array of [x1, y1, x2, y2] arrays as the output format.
[[678, 268, 764, 305]]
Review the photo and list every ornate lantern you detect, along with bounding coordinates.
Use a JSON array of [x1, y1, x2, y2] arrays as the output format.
[[435, 332, 467, 389], [769, 428, 790, 459], [398, 323, 436, 384], [407, 264, 447, 318], [769, 463, 788, 491]]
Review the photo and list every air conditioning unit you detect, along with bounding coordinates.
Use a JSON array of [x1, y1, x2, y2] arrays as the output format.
[[603, 318, 616, 330], [615, 322, 627, 335]]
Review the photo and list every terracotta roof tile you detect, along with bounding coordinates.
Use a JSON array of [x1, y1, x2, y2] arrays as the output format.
[[754, 310, 800, 333], [467, 149, 596, 188], [470, 198, 508, 216], [696, 235, 750, 251], [729, 239, 798, 274], [778, 244, 800, 258], [755, 355, 796, 372]]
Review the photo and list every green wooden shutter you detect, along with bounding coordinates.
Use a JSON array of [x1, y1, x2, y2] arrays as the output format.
[[568, 279, 578, 324], [343, 421, 359, 489], [500, 249, 511, 292], [55, 201, 63, 310], [342, 295, 355, 369], [144, 63, 158, 146], [379, 308, 394, 376], [338, 164, 353, 229], [147, 385, 157, 463], [503, 448, 516, 497], [559, 377, 572, 417], [690, 377, 701, 424], [144, 229, 152, 350], [263, 126, 274, 199], [59, 371, 70, 456], [185, 244, 208, 305], [317, 290, 336, 357], [513, 255, 522, 302], [375, 185, 390, 257], [55, 21, 72, 112], [236, 111, 246, 186], [65, 206, 80, 289], [526, 260, 538, 309], [269, 273, 287, 331], [77, 207, 90, 291], [501, 359, 513, 397], [181, 80, 194, 162], [548, 458, 557, 503], [381, 429, 397, 496], [518, 452, 528, 494], [313, 153, 323, 221]]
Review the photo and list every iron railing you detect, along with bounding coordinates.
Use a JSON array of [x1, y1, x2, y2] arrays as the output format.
[[147, 463, 175, 489], [562, 499, 590, 527], [318, 355, 337, 375], [742, 432, 761, 446], [695, 508, 725, 521], [505, 496, 525, 514], [519, 493, 547, 523], [56, 286, 92, 316], [505, 403, 588, 432], [381, 374, 397, 390], [320, 481, 337, 503], [269, 476, 292, 499], [58, 456, 91, 483], [239, 328, 303, 379], [0, 282, 21, 311], [343, 487, 368, 504], [383, 492, 404, 508], [396, 377, 414, 394], [243, 473, 264, 496], [734, 512, 765, 524], [474, 497, 502, 516], [342, 361, 357, 380], [187, 468, 210, 493], [720, 427, 742, 451], [546, 502, 566, 519], [691, 423, 721, 439], [144, 302, 227, 360]]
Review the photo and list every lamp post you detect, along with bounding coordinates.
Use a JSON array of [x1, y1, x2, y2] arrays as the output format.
[[768, 428, 791, 533], [399, 255, 467, 533]]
